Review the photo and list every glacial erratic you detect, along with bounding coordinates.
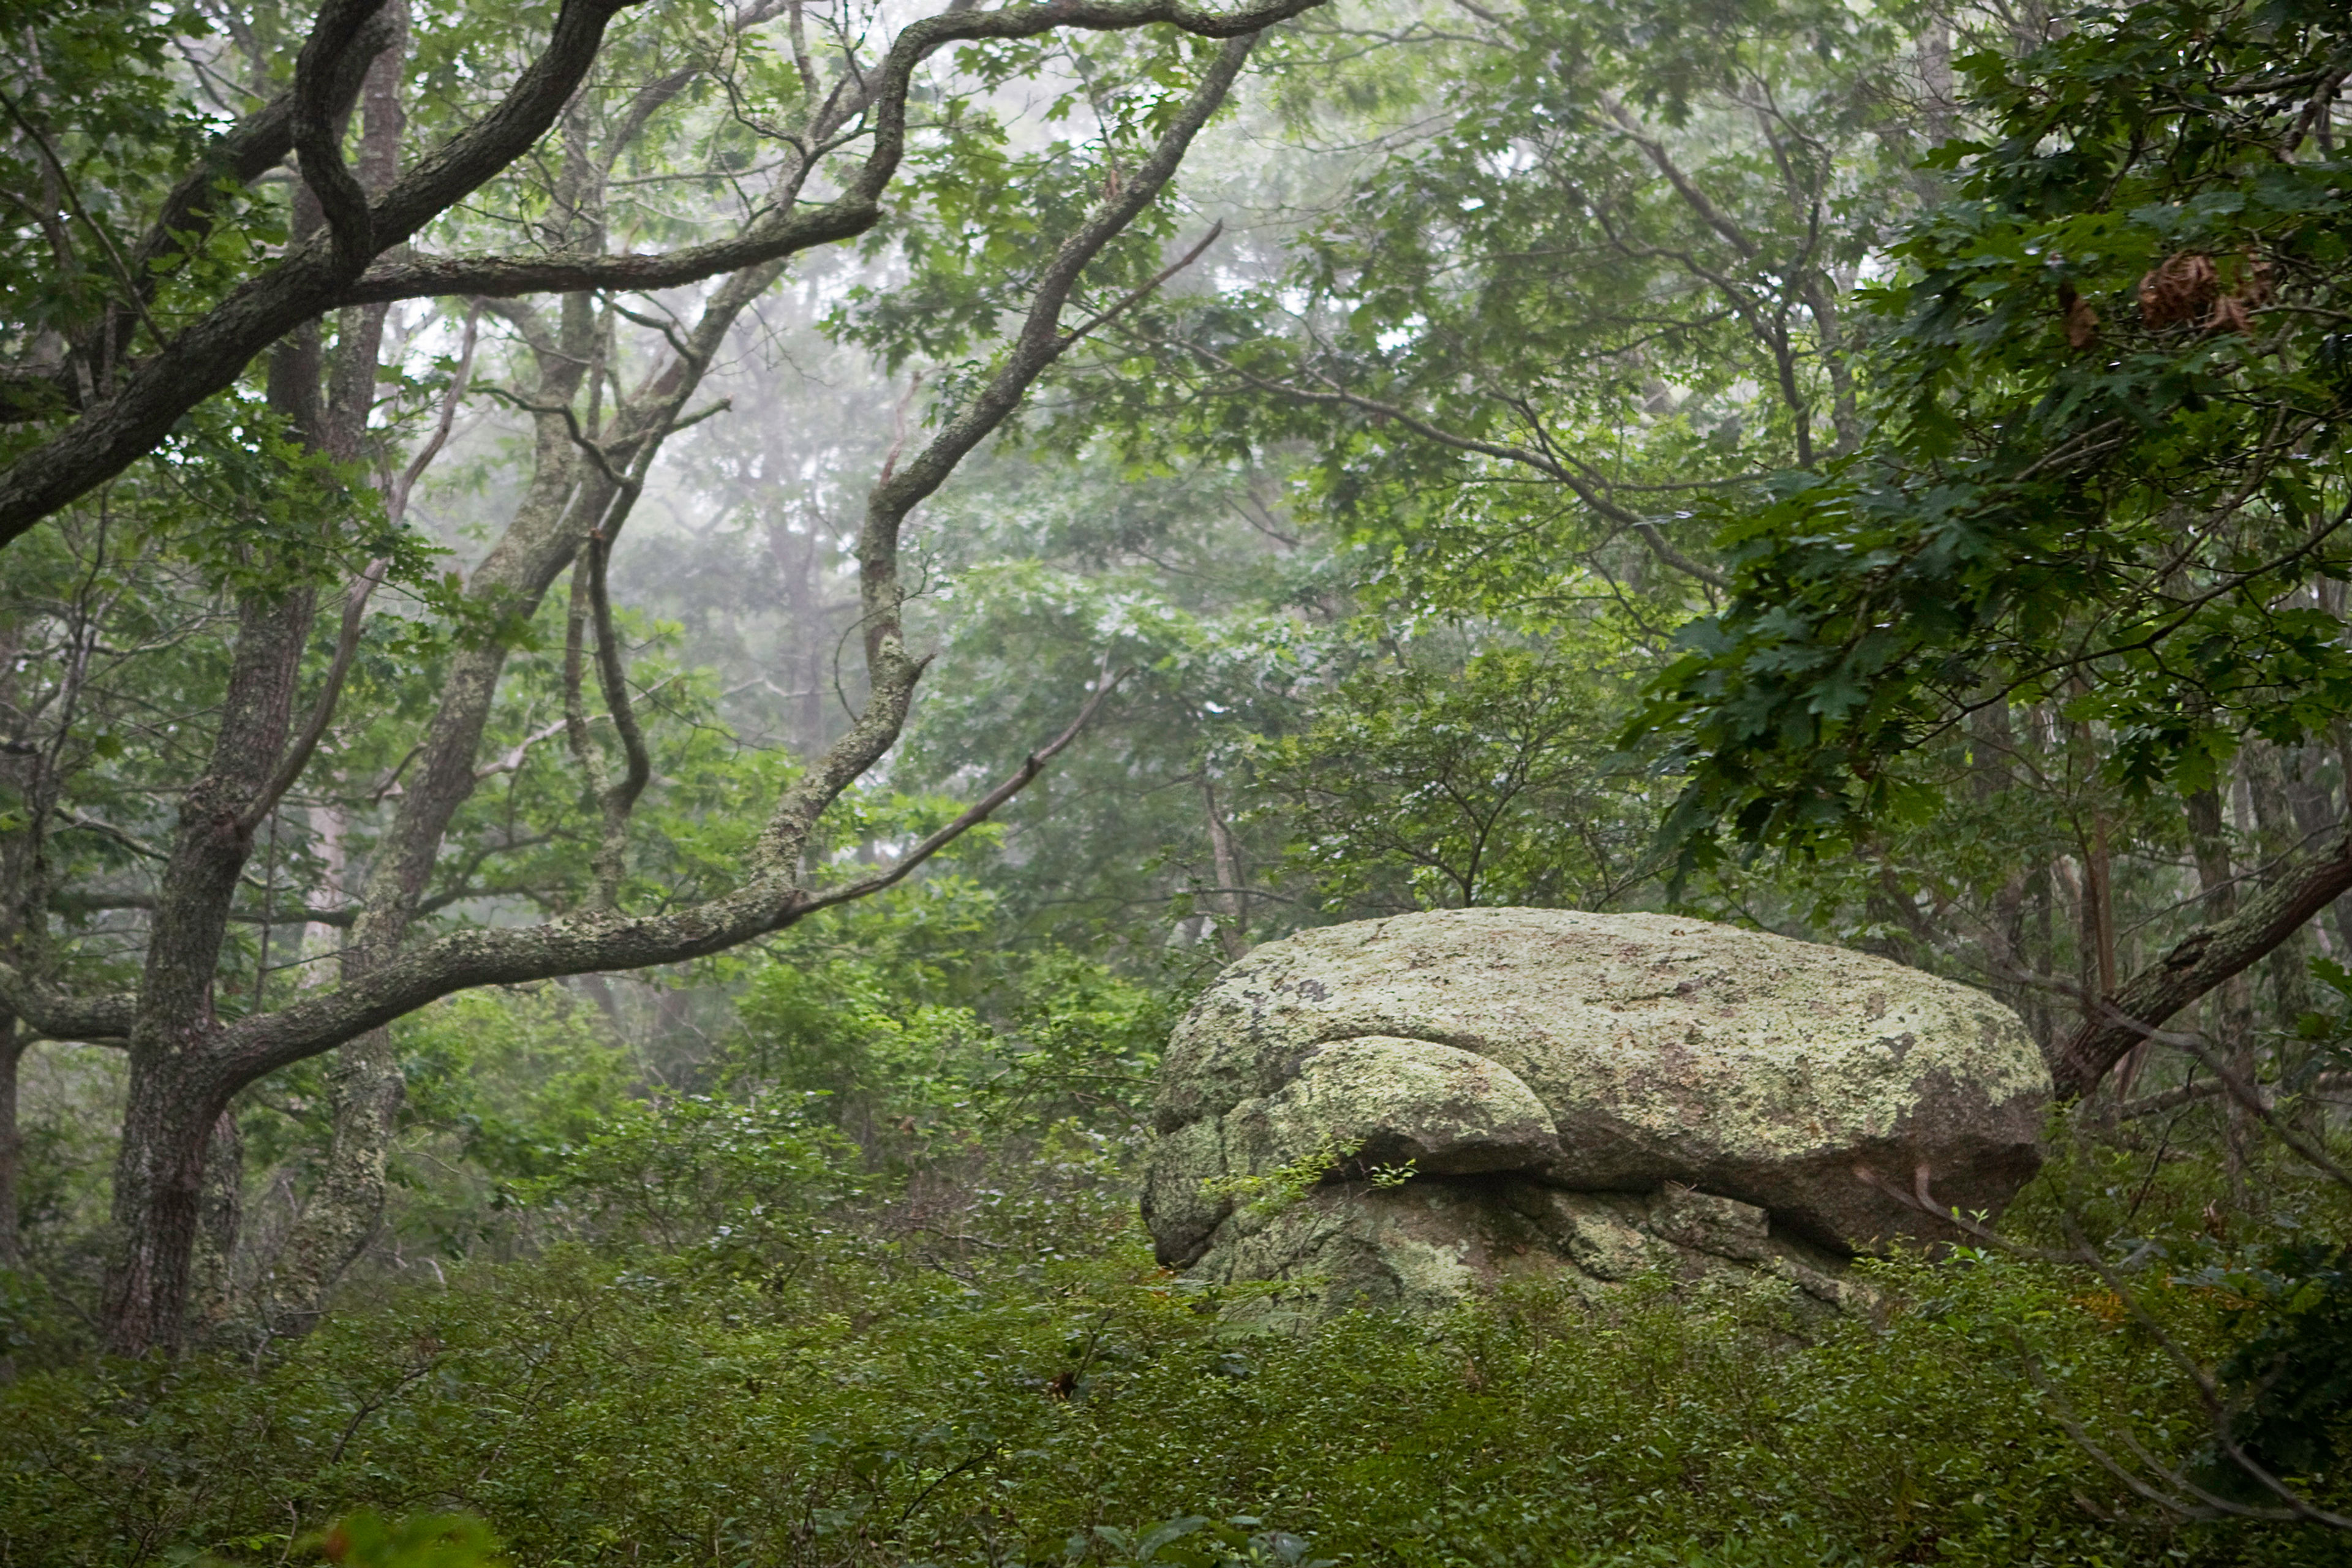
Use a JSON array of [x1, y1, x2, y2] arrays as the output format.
[[1141, 908, 2052, 1321]]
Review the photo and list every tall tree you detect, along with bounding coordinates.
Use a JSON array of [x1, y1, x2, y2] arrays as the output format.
[[0, 0, 1320, 1352]]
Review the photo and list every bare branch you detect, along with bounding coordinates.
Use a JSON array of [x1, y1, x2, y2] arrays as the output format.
[[0, 0, 640, 541], [560, 531, 649, 911], [801, 668, 1129, 914], [2118, 1069, 2352, 1120], [1602, 97, 1759, 259], [387, 303, 480, 526], [0, 964, 137, 1042], [1148, 334, 1731, 589], [2141, 1023, 2352, 1193], [243, 557, 389, 833], [857, 28, 1270, 628], [1058, 221, 1224, 346]]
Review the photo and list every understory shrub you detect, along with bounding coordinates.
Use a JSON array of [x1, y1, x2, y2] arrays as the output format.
[[5, 1219, 2345, 1568]]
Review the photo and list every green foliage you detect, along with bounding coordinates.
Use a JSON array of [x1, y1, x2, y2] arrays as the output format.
[[731, 876, 1180, 1148], [2, 1200, 2323, 1567], [1072, 1515, 1335, 1568], [1251, 643, 1655, 913], [509, 1091, 857, 1264], [834, 28, 1237, 380], [2189, 1240, 2352, 1501], [1196, 1134, 1412, 1223], [393, 987, 638, 1185], [0, 0, 214, 392], [895, 501, 1334, 952], [219, 985, 645, 1270], [307, 1511, 507, 1568], [1641, 0, 2352, 870]]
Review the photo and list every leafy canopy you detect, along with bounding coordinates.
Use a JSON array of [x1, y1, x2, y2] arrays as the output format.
[[1640, 0, 2352, 871]]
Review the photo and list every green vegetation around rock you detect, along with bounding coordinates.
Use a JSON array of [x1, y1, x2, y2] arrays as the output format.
[[2, 1183, 2337, 1568], [4, 0, 2352, 1557]]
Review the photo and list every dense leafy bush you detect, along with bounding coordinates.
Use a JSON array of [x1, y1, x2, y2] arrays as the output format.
[[7, 1193, 2345, 1567]]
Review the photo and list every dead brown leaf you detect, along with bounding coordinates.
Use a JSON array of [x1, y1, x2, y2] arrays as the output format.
[[2138, 251, 2217, 328], [2060, 281, 2100, 349]]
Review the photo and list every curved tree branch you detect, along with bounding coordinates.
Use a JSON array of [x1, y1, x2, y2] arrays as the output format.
[[214, 18, 1273, 1088], [292, 0, 390, 276], [2051, 823, 2352, 1099], [1148, 334, 1731, 589], [0, 964, 137, 1042], [0, 0, 1325, 553]]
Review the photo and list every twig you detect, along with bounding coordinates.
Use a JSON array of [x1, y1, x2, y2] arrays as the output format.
[[1055, 221, 1224, 347], [2129, 1016, 2352, 1193], [243, 555, 390, 831], [2118, 1069, 2352, 1121], [1144, 332, 1729, 589], [387, 304, 481, 527], [800, 667, 1130, 915]]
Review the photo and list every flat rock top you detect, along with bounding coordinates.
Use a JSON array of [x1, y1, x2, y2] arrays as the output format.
[[1156, 908, 2046, 1140]]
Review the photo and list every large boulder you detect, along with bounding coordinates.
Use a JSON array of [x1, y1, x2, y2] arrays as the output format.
[[1144, 909, 2051, 1311]]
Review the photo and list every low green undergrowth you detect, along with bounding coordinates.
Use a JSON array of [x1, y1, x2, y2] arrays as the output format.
[[6, 1223, 2345, 1568], [10, 994, 2350, 1568]]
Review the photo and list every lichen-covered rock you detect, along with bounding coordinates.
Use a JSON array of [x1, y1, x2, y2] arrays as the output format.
[[1187, 1174, 1868, 1332], [1143, 908, 2051, 1300], [1246, 1037, 1562, 1177]]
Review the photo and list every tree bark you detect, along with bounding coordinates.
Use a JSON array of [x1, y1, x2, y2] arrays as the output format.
[[100, 578, 316, 1353], [262, 6, 424, 1330], [2279, 740, 2352, 957], [2049, 820, 2352, 1100], [0, 1019, 21, 1268], [2245, 742, 2316, 1022], [188, 1108, 246, 1332], [1202, 779, 1248, 961]]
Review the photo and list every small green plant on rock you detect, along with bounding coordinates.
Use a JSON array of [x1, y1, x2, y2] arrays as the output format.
[[1197, 1136, 1414, 1223]]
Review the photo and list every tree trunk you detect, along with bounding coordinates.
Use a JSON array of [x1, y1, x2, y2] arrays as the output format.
[[0, 1019, 21, 1267], [2026, 862, 2054, 1046], [1202, 779, 1248, 961], [2278, 740, 2352, 957], [262, 1027, 398, 1334], [2156, 785, 2245, 1102], [102, 568, 316, 1354], [259, 19, 415, 1331], [100, 1053, 236, 1355], [2245, 742, 2316, 1022], [189, 1108, 246, 1332], [0, 1018, 17, 1382], [265, 203, 799, 1325]]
